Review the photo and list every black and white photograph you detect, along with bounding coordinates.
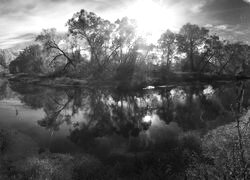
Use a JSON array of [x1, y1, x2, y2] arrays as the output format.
[[1, 0, 250, 179]]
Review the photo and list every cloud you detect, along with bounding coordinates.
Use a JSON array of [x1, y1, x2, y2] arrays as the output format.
[[1, 0, 250, 49], [216, 24, 228, 30], [207, 23, 250, 44], [200, 0, 250, 25], [243, 0, 250, 3], [0, 33, 36, 49], [0, 0, 37, 17], [204, 24, 213, 28], [0, 0, 87, 49], [191, 2, 206, 13]]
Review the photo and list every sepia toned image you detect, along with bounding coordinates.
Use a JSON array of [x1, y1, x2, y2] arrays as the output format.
[[1, 0, 250, 179]]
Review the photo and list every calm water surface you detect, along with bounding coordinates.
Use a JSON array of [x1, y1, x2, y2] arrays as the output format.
[[0, 78, 249, 158]]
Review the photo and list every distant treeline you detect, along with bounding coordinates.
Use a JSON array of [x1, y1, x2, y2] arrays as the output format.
[[2, 9, 250, 84]]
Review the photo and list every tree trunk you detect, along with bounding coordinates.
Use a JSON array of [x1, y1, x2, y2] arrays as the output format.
[[190, 42, 194, 72]]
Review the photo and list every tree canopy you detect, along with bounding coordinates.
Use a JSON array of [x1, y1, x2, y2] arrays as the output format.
[[7, 9, 250, 85]]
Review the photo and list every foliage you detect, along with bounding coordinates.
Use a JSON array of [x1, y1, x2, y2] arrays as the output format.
[[176, 23, 209, 72], [9, 45, 44, 74], [158, 30, 176, 71], [6, 8, 250, 84]]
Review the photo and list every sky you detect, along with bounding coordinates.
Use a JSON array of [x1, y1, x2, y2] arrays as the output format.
[[1, 0, 250, 49]]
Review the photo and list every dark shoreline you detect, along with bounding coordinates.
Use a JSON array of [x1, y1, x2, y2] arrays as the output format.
[[6, 72, 250, 90]]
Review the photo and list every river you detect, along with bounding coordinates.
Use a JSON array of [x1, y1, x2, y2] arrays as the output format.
[[1, 78, 250, 178]]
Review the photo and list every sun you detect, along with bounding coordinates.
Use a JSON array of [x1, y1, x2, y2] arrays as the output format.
[[125, 0, 178, 44]]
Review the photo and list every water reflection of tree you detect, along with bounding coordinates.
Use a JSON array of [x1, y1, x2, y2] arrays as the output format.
[[9, 84, 78, 131], [156, 85, 223, 130], [8, 84, 151, 139], [0, 80, 8, 100], [157, 88, 174, 125], [7, 82, 250, 179], [11, 81, 250, 135], [9, 82, 246, 135], [37, 91, 73, 131], [9, 83, 47, 109], [67, 85, 234, 153], [110, 93, 149, 137], [69, 90, 151, 149], [62, 91, 150, 156]]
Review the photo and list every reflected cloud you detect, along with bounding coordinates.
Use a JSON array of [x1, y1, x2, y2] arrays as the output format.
[[203, 85, 215, 97], [140, 113, 182, 146]]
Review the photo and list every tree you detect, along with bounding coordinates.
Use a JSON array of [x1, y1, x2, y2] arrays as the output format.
[[0, 49, 16, 70], [177, 23, 209, 72], [36, 29, 78, 73], [218, 42, 250, 75], [0, 51, 8, 69], [67, 10, 117, 78], [9, 45, 44, 74], [158, 30, 176, 71], [198, 35, 223, 73], [112, 17, 137, 59]]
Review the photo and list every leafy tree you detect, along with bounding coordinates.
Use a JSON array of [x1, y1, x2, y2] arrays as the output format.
[[9, 45, 44, 74], [196, 35, 223, 73], [112, 19, 154, 86], [0, 49, 16, 70], [112, 17, 137, 60], [0, 51, 8, 69], [218, 42, 250, 75], [158, 30, 176, 71], [67, 10, 118, 78], [36, 29, 80, 73], [7, 8, 250, 81], [177, 23, 209, 72]]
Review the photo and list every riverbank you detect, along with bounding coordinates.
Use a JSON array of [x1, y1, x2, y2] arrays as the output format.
[[0, 129, 105, 180], [7, 72, 250, 90], [1, 117, 250, 180]]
